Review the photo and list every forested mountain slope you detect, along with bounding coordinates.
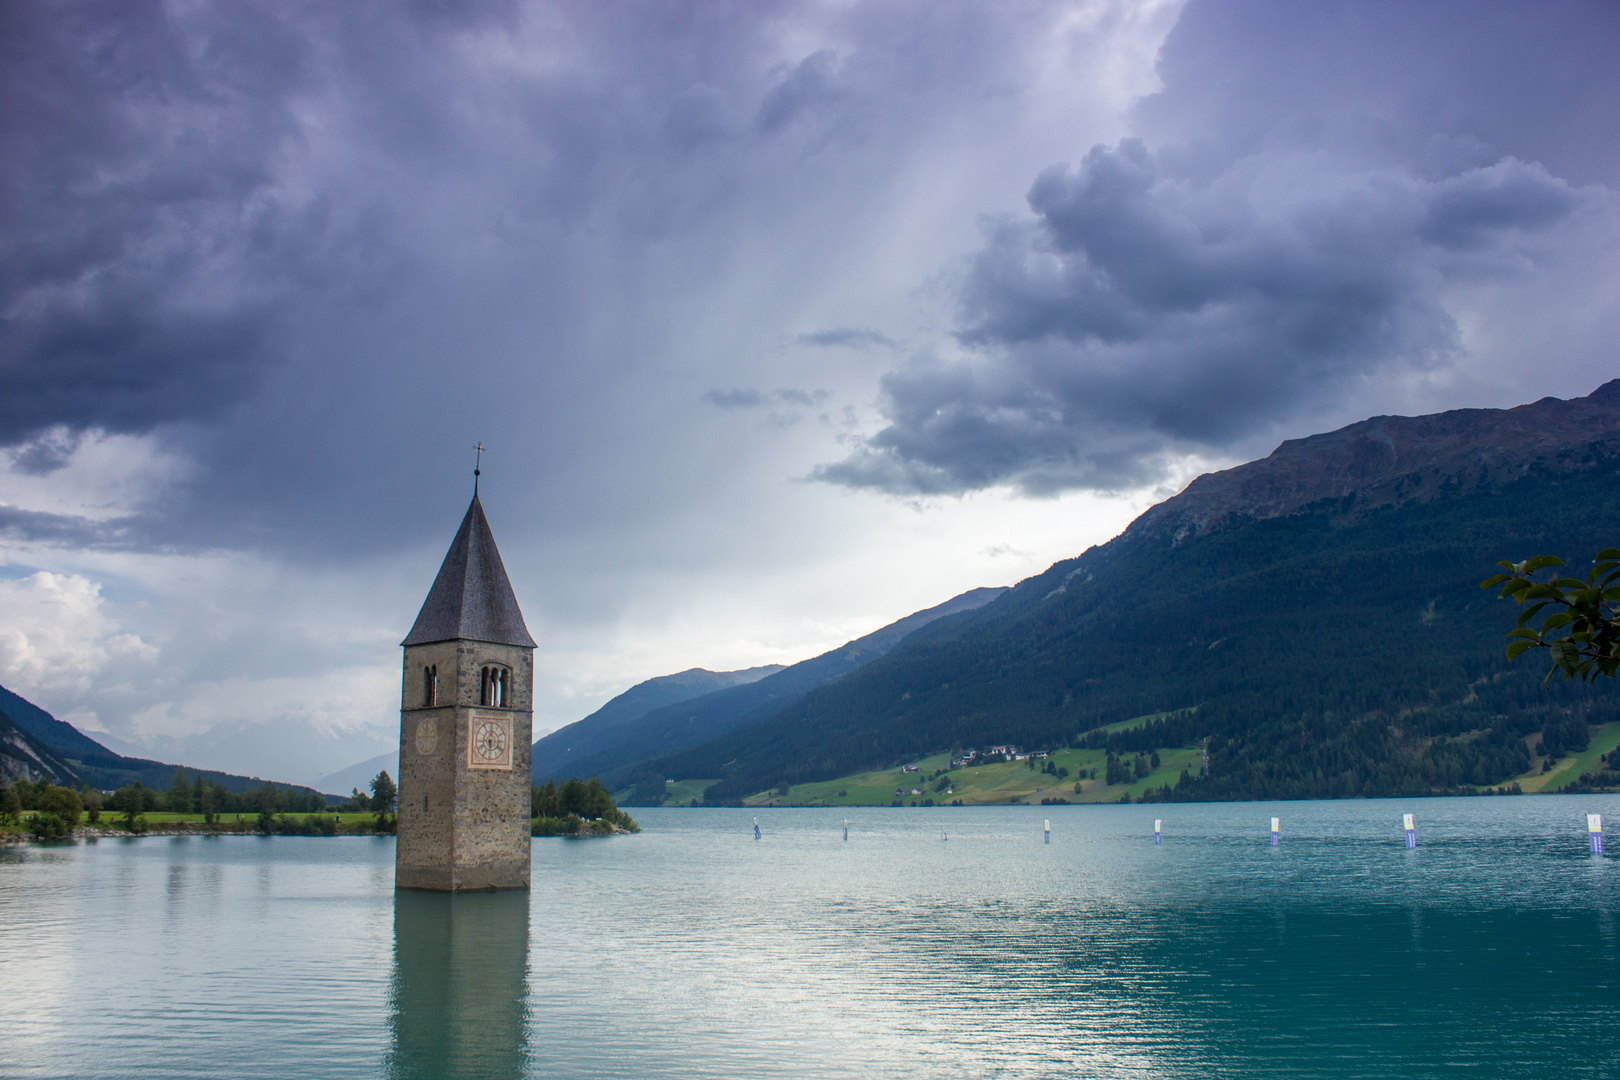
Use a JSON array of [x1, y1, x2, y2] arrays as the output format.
[[531, 664, 783, 780], [538, 586, 1006, 787], [0, 683, 341, 796], [0, 709, 81, 786], [661, 382, 1620, 804]]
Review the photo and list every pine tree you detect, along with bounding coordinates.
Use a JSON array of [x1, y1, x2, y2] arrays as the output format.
[[168, 767, 192, 814]]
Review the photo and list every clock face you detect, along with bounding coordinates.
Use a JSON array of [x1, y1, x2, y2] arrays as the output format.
[[468, 714, 513, 769], [414, 718, 437, 756]]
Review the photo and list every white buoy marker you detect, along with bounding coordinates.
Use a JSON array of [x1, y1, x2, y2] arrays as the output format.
[[1590, 814, 1604, 855], [1404, 812, 1416, 849], [1270, 817, 1280, 846], [1154, 818, 1162, 845], [753, 816, 761, 841], [1044, 818, 1051, 844]]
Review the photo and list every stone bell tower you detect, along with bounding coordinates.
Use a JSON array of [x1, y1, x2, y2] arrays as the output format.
[[396, 491, 535, 891]]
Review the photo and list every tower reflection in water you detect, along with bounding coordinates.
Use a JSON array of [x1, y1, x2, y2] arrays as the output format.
[[387, 889, 530, 1080]]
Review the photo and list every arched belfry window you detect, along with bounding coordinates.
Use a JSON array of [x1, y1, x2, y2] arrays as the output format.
[[423, 665, 437, 708], [480, 665, 510, 708]]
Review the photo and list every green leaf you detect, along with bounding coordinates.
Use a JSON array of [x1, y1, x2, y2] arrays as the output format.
[[1595, 548, 1620, 561], [1540, 613, 1574, 633], [1553, 577, 1588, 590], [1551, 639, 1583, 664], [1480, 574, 1511, 590], [1523, 555, 1566, 572], [1505, 640, 1535, 661], [1506, 628, 1540, 641]]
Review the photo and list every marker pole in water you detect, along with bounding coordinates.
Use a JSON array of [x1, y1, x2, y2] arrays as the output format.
[[1044, 818, 1051, 844], [1590, 814, 1604, 855], [1404, 813, 1417, 849], [753, 817, 761, 841], [1154, 819, 1162, 845], [1270, 817, 1280, 846], [843, 819, 849, 842]]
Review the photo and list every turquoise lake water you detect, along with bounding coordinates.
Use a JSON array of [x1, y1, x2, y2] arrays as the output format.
[[1, 796, 1616, 1079]]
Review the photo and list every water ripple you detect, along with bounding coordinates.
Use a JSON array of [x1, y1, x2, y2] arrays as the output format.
[[1, 796, 1616, 1078]]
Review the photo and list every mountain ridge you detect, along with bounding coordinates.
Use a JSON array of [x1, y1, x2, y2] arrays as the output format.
[[0, 682, 347, 797], [529, 664, 784, 781], [535, 586, 1007, 786], [1129, 379, 1620, 542]]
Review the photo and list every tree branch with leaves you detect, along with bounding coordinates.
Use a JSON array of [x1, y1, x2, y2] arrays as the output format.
[[1482, 548, 1620, 683]]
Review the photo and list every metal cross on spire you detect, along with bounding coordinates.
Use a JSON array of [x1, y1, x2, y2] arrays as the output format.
[[474, 442, 484, 495]]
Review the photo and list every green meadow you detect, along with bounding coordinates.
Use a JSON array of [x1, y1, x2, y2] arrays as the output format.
[[735, 718, 1620, 807], [657, 778, 716, 807], [718, 708, 1617, 807], [0, 811, 391, 839], [1514, 720, 1620, 793], [737, 745, 1203, 808]]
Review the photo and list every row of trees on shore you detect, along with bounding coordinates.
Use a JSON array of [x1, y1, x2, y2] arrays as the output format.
[[6, 767, 644, 838], [2, 767, 401, 837]]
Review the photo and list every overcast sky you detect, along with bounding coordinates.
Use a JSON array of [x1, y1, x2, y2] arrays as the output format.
[[2, 0, 1616, 785]]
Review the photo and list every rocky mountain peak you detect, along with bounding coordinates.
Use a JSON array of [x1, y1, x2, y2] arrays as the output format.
[[1127, 379, 1620, 543]]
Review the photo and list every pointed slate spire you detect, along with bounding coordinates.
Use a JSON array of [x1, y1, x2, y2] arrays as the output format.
[[402, 495, 536, 648]]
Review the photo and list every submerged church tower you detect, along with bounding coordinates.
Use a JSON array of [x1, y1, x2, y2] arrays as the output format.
[[397, 492, 536, 891]]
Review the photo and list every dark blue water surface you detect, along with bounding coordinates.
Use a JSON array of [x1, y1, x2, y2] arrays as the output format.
[[1, 796, 1616, 1079]]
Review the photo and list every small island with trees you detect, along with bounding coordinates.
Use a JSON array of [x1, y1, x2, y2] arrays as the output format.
[[532, 776, 639, 836]]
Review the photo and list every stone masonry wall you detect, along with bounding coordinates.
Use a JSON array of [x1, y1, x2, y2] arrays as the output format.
[[398, 639, 533, 891], [397, 641, 457, 886]]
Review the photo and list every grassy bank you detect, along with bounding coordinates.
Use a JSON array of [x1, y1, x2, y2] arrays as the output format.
[[1514, 721, 1620, 793], [658, 779, 717, 807], [679, 718, 1620, 808], [736, 746, 1202, 808], [1, 811, 392, 840]]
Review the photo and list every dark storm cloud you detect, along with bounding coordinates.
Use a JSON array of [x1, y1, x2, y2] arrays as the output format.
[[4, 0, 1111, 557], [8, 431, 85, 477], [817, 0, 1618, 497], [1135, 0, 1620, 187], [703, 388, 829, 409], [12, 0, 1616, 548], [0, 505, 153, 551], [795, 328, 898, 350], [756, 50, 848, 135], [0, 1, 314, 448], [703, 389, 767, 409]]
